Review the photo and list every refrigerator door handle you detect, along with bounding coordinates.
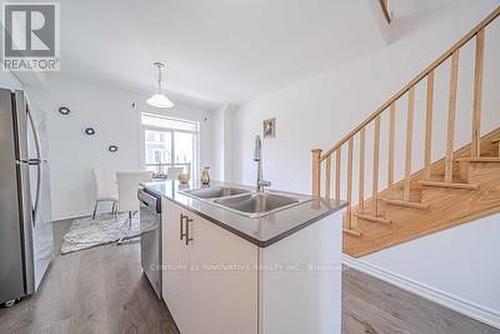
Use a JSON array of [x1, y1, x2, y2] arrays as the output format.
[[26, 107, 42, 224], [28, 158, 42, 165]]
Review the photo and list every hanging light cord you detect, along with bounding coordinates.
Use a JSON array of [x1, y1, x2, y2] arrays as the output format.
[[147, 61, 174, 108], [157, 64, 163, 94]]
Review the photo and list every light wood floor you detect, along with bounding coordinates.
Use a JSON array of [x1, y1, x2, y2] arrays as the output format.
[[0, 220, 498, 334], [342, 268, 499, 334], [0, 221, 177, 334]]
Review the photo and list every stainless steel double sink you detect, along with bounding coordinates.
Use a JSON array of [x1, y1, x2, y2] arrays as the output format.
[[181, 186, 310, 218]]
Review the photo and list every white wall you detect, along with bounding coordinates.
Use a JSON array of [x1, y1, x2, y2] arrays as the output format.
[[228, 1, 500, 197], [212, 104, 227, 181], [356, 213, 500, 328], [26, 76, 215, 220], [212, 103, 238, 181]]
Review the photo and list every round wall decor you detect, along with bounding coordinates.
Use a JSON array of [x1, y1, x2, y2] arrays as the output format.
[[83, 127, 96, 136], [108, 145, 118, 153], [57, 106, 71, 116]]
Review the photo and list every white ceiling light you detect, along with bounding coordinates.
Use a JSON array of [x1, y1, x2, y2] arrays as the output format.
[[147, 62, 174, 108]]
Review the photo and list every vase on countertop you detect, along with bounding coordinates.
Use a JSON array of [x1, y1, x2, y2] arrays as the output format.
[[201, 167, 211, 185]]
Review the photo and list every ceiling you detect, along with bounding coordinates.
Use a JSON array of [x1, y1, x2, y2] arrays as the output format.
[[3, 0, 465, 109], [39, 0, 393, 109]]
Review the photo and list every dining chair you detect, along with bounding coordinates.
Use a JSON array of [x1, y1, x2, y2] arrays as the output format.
[[92, 168, 119, 220], [116, 171, 154, 243]]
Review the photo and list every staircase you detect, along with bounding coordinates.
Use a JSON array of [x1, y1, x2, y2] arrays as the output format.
[[310, 8, 500, 257]]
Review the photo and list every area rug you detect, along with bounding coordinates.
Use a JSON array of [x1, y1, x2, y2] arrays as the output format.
[[61, 213, 141, 254]]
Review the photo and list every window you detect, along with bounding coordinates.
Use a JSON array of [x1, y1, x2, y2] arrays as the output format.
[[141, 113, 199, 180], [142, 113, 198, 132], [152, 149, 164, 163]]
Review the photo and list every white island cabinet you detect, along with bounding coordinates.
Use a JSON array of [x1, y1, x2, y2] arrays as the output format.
[[161, 198, 343, 334]]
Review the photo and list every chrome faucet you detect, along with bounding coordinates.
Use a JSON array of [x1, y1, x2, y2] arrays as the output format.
[[254, 135, 271, 193]]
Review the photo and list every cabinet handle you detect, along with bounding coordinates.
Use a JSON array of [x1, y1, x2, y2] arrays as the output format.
[[180, 213, 187, 240], [185, 217, 194, 246]]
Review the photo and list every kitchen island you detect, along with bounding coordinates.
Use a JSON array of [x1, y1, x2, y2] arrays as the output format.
[[144, 180, 347, 334]]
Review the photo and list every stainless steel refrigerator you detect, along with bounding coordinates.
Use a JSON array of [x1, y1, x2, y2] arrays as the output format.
[[0, 88, 53, 305]]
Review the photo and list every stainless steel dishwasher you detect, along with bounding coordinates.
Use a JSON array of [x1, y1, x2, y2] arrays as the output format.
[[138, 188, 162, 298]]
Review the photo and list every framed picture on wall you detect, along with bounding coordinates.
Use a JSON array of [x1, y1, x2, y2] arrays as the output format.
[[263, 118, 276, 139]]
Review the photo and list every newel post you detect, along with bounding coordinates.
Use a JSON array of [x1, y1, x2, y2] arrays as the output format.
[[311, 149, 322, 197]]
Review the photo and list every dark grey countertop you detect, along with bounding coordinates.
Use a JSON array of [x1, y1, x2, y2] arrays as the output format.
[[143, 180, 347, 248]]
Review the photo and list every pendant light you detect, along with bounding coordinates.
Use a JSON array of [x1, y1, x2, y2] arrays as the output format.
[[147, 62, 174, 108]]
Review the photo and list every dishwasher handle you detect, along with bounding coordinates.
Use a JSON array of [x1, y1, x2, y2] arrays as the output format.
[[138, 189, 161, 213]]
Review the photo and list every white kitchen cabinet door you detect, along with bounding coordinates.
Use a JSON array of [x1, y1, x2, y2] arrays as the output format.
[[187, 215, 259, 334], [162, 199, 190, 333]]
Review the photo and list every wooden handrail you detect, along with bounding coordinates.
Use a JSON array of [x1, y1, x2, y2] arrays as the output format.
[[319, 6, 499, 162]]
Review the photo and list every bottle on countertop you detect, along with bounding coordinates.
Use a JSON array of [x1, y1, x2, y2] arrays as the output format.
[[201, 166, 211, 185]]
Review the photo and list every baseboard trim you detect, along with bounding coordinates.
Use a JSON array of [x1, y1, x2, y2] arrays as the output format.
[[343, 254, 500, 329], [52, 211, 91, 223]]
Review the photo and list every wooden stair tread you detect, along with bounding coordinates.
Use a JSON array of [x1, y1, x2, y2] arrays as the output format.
[[419, 180, 479, 190], [383, 199, 429, 210], [456, 157, 500, 162], [425, 172, 470, 183], [354, 213, 391, 225], [386, 187, 423, 201], [343, 228, 362, 237]]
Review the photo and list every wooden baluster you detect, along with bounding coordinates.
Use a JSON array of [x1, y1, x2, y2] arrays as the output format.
[[372, 116, 381, 216], [424, 71, 435, 179], [325, 155, 331, 199], [335, 149, 341, 200], [404, 86, 415, 201], [346, 138, 354, 230], [472, 29, 485, 157], [358, 128, 366, 213], [445, 50, 459, 183], [311, 149, 322, 196], [388, 102, 396, 188]]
